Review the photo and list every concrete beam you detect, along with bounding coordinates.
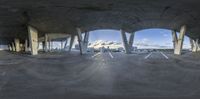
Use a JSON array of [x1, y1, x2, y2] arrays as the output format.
[[76, 28, 89, 55], [174, 25, 186, 55], [28, 26, 38, 55], [121, 30, 134, 54]]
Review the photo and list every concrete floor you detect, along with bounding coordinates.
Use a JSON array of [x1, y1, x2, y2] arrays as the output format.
[[0, 51, 200, 99]]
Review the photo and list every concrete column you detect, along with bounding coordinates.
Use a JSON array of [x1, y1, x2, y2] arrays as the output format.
[[194, 39, 198, 52], [82, 31, 89, 54], [51, 41, 53, 51], [8, 44, 12, 51], [37, 42, 40, 50], [195, 39, 200, 51], [69, 35, 75, 52], [129, 32, 134, 51], [190, 39, 196, 52], [129, 33, 134, 47], [25, 39, 28, 52], [76, 28, 89, 55], [76, 28, 83, 54], [14, 38, 20, 52], [174, 25, 186, 55], [28, 26, 38, 55], [64, 38, 68, 50], [11, 42, 15, 51], [190, 39, 199, 52], [44, 34, 48, 52], [121, 30, 134, 54], [121, 30, 129, 54], [48, 39, 51, 51], [42, 41, 45, 51], [172, 30, 178, 49], [61, 41, 63, 49]]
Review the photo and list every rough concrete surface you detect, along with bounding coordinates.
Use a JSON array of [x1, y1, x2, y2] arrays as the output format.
[[0, 51, 200, 99], [0, 0, 200, 40]]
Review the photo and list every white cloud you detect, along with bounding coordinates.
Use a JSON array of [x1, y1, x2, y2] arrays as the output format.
[[160, 31, 170, 37], [134, 38, 172, 49]]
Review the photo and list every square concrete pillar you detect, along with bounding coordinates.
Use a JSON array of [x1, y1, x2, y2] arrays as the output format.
[[25, 39, 28, 52], [14, 38, 20, 52], [28, 26, 38, 55]]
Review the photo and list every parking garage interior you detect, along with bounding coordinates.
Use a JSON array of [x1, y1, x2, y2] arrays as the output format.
[[0, 0, 200, 99]]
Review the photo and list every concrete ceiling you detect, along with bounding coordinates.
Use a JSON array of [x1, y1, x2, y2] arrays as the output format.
[[0, 0, 200, 40]]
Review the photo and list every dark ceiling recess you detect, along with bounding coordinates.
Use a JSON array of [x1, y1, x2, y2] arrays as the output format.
[[163, 6, 171, 12], [76, 5, 111, 11], [160, 6, 171, 17], [22, 11, 30, 23]]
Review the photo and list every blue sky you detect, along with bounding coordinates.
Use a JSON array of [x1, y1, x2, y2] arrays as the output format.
[[46, 29, 191, 49], [89, 29, 191, 49]]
